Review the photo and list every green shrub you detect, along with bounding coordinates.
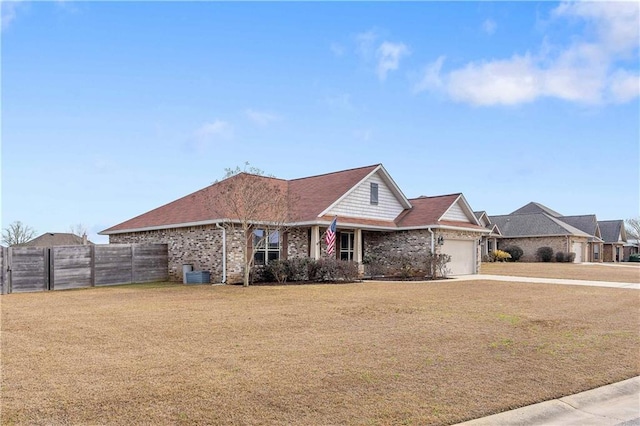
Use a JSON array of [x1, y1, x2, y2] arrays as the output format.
[[555, 252, 565, 262], [536, 247, 554, 262], [503, 245, 523, 261], [629, 253, 640, 262], [254, 258, 359, 284], [565, 252, 576, 263]]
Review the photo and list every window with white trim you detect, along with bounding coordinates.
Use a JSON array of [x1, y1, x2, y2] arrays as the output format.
[[253, 229, 280, 265], [340, 232, 355, 261]]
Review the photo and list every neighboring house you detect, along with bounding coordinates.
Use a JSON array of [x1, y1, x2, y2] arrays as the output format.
[[474, 211, 502, 258], [489, 202, 626, 263], [100, 164, 489, 283], [623, 239, 639, 261], [598, 220, 627, 262], [18, 232, 92, 247], [558, 215, 603, 262]]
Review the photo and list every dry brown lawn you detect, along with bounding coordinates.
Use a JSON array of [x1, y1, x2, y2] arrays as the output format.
[[481, 262, 640, 283], [2, 280, 639, 425]]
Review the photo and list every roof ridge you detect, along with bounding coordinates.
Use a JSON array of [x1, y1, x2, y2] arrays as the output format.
[[409, 193, 461, 200], [288, 164, 380, 182]]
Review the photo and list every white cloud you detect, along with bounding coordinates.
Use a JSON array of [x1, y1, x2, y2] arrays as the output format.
[[415, 1, 640, 106], [482, 19, 497, 35], [355, 29, 379, 59], [190, 120, 233, 151], [245, 109, 280, 126], [376, 41, 410, 81], [1, 1, 21, 31]]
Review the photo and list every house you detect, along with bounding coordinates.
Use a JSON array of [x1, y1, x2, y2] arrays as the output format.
[[474, 211, 502, 258], [100, 164, 489, 283], [19, 232, 92, 247], [489, 202, 626, 263], [598, 220, 627, 262]]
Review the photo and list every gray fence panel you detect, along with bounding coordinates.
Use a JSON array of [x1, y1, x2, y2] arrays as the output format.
[[94, 245, 133, 286], [52, 246, 92, 290], [1, 247, 7, 294], [10, 247, 48, 293], [133, 244, 169, 282]]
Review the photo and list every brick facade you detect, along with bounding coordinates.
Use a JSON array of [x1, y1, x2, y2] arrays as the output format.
[[109, 225, 246, 283], [111, 225, 482, 282], [363, 229, 480, 273], [497, 236, 588, 262]]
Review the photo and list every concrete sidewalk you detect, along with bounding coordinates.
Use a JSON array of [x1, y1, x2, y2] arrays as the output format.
[[452, 274, 640, 290], [455, 376, 640, 425]]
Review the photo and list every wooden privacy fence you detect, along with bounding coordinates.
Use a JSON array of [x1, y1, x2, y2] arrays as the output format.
[[0, 244, 168, 294]]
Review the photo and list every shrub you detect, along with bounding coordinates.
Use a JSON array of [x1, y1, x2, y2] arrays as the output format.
[[363, 253, 386, 278], [482, 254, 493, 263], [264, 259, 289, 283], [255, 258, 359, 283], [565, 252, 576, 263], [286, 257, 312, 281], [425, 251, 451, 278], [629, 253, 640, 262], [314, 258, 359, 282], [491, 250, 512, 262], [502, 245, 523, 262], [387, 254, 423, 279], [555, 252, 565, 262], [536, 247, 554, 262]]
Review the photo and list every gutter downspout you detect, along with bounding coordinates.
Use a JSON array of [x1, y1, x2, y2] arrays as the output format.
[[427, 227, 435, 253], [215, 223, 227, 284]]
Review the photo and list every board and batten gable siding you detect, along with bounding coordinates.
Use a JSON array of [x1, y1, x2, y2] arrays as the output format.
[[326, 173, 405, 220], [441, 200, 472, 223]]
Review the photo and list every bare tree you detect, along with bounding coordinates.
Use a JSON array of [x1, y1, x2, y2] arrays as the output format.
[[625, 217, 640, 246], [69, 223, 88, 237], [214, 163, 291, 287], [2, 221, 37, 246]]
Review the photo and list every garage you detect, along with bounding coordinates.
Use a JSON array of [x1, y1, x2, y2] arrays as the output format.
[[571, 242, 583, 263], [441, 239, 476, 275]]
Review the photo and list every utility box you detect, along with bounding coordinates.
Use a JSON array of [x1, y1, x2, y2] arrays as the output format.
[[185, 271, 210, 284]]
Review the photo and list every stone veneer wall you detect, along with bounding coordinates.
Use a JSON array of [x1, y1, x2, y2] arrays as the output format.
[[363, 229, 481, 273], [497, 236, 589, 262], [286, 228, 309, 259], [109, 225, 246, 283]]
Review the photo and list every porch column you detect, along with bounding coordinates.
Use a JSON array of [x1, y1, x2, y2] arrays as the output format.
[[310, 226, 321, 260], [354, 229, 362, 264], [354, 229, 364, 276]]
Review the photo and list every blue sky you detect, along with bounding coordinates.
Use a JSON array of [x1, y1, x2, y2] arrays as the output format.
[[2, 1, 638, 244]]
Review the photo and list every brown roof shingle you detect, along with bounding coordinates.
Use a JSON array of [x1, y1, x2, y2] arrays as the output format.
[[102, 165, 484, 234]]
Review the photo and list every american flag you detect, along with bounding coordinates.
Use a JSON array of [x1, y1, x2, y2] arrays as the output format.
[[325, 217, 337, 255]]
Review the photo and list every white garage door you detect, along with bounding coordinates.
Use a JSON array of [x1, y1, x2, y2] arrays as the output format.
[[571, 242, 583, 263], [441, 240, 476, 275]]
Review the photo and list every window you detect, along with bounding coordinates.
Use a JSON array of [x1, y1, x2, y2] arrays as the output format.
[[370, 182, 379, 205], [253, 229, 280, 265], [593, 244, 599, 260], [340, 232, 355, 261]]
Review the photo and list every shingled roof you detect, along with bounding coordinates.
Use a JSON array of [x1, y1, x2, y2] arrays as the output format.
[[19, 233, 92, 247], [598, 220, 627, 243], [102, 164, 485, 235], [489, 213, 592, 238], [511, 202, 562, 217]]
